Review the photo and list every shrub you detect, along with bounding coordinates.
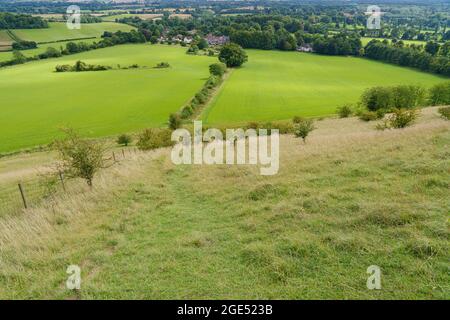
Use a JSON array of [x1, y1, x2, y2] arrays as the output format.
[[359, 111, 378, 121], [168, 113, 182, 130], [388, 109, 418, 128], [336, 104, 353, 118], [12, 40, 37, 50], [117, 134, 132, 146], [429, 82, 450, 106], [53, 128, 108, 187], [181, 106, 194, 119], [438, 106, 450, 120], [186, 45, 199, 55], [294, 119, 315, 143], [361, 86, 393, 111], [137, 128, 173, 150], [155, 62, 170, 68], [209, 63, 227, 76], [55, 64, 72, 72]]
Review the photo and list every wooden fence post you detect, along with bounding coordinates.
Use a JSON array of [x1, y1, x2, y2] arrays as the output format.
[[59, 171, 66, 192], [18, 183, 28, 209], [122, 149, 125, 158], [112, 152, 116, 162]]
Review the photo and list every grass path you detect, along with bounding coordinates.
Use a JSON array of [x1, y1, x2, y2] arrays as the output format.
[[0, 108, 448, 299]]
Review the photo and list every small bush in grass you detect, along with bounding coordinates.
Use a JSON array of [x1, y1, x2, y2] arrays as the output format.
[[388, 109, 418, 128], [337, 104, 353, 118], [438, 106, 450, 120], [168, 113, 182, 130], [137, 128, 173, 150], [155, 62, 170, 68], [359, 111, 378, 121], [54, 128, 108, 187], [294, 119, 315, 143], [117, 134, 132, 146]]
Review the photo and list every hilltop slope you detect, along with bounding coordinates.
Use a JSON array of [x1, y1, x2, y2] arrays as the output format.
[[0, 108, 448, 299]]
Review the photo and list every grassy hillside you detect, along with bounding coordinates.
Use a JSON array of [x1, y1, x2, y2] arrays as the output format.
[[203, 50, 445, 125], [0, 108, 448, 299], [11, 22, 135, 43], [0, 44, 215, 153]]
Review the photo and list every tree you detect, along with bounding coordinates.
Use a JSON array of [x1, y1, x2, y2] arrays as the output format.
[[425, 41, 440, 56], [54, 128, 108, 187], [197, 38, 208, 50], [219, 43, 248, 68], [117, 134, 132, 146], [12, 50, 26, 64], [209, 63, 226, 76], [168, 113, 182, 130], [294, 119, 315, 143]]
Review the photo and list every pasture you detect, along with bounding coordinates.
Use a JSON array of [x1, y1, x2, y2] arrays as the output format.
[[0, 44, 214, 152], [203, 50, 445, 125], [11, 22, 135, 43]]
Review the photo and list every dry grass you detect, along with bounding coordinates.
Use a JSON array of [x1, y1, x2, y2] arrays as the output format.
[[0, 107, 448, 299]]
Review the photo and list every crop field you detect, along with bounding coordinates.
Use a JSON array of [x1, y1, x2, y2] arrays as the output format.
[[203, 50, 445, 125], [361, 37, 428, 46], [11, 22, 135, 43], [0, 44, 215, 153]]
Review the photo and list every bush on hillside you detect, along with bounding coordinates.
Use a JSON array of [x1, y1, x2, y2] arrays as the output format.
[[429, 82, 450, 106], [361, 85, 426, 111], [117, 134, 132, 146], [53, 128, 108, 187], [294, 119, 315, 143], [359, 111, 378, 121], [337, 104, 353, 118], [137, 128, 173, 151], [388, 109, 418, 129]]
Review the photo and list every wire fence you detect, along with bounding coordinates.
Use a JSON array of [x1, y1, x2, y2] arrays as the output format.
[[0, 148, 137, 218]]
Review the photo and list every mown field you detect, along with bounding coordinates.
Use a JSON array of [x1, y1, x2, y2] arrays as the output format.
[[0, 44, 215, 153], [11, 22, 134, 43], [203, 50, 445, 125], [0, 108, 448, 299]]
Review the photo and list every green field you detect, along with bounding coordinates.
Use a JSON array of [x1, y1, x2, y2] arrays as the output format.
[[11, 22, 135, 43], [0, 44, 214, 152], [203, 50, 446, 125]]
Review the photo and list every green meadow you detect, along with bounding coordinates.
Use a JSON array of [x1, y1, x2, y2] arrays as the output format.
[[0, 44, 214, 152], [11, 22, 134, 43], [203, 50, 445, 125]]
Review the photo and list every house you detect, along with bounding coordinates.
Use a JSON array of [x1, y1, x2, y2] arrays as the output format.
[[205, 34, 230, 46], [296, 44, 314, 53]]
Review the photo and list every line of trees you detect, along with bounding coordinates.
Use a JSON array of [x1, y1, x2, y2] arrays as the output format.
[[0, 12, 48, 29], [0, 30, 147, 69], [364, 40, 450, 77]]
